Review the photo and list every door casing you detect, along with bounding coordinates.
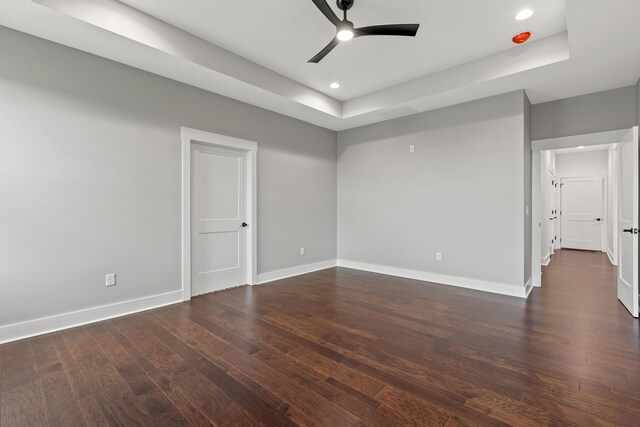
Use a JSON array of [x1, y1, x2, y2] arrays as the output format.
[[531, 129, 630, 291], [181, 127, 257, 301]]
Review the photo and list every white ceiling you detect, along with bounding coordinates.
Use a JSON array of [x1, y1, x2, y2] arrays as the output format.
[[117, 0, 568, 101], [1, 0, 639, 131]]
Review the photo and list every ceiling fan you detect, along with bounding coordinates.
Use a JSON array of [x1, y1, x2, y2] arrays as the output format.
[[308, 0, 420, 63]]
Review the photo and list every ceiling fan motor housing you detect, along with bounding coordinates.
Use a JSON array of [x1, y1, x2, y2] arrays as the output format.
[[337, 0, 354, 11], [308, 0, 420, 63]]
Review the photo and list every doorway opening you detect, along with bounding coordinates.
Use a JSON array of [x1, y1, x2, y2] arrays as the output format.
[[181, 127, 258, 301], [531, 127, 639, 317], [541, 145, 610, 264]]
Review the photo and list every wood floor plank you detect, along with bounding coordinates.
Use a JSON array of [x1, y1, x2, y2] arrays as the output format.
[[108, 316, 191, 379], [137, 387, 184, 424], [0, 340, 38, 392], [288, 346, 385, 398], [92, 330, 157, 396], [190, 299, 302, 354], [521, 392, 615, 427], [60, 329, 132, 402], [101, 395, 156, 427], [39, 363, 86, 427], [375, 385, 451, 426], [30, 336, 60, 373], [145, 369, 214, 427], [155, 412, 192, 427], [76, 395, 113, 427], [221, 349, 360, 426], [51, 336, 93, 401], [150, 307, 237, 359], [464, 388, 549, 427], [252, 348, 398, 426], [0, 381, 50, 427], [144, 312, 294, 425], [170, 369, 261, 426]]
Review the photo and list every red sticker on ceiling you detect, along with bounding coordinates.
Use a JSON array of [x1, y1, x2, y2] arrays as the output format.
[[512, 32, 531, 44]]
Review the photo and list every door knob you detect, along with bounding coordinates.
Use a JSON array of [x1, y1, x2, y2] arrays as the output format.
[[623, 228, 638, 234], [241, 222, 248, 228], [595, 218, 602, 222]]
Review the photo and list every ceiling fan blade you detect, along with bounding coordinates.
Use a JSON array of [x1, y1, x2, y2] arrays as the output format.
[[310, 0, 341, 26], [355, 24, 420, 37], [308, 38, 340, 63]]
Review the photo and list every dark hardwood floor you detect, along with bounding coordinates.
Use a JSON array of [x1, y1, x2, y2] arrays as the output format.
[[2, 249, 639, 426]]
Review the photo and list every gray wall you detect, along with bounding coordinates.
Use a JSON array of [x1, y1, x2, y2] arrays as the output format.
[[0, 28, 337, 326], [524, 94, 532, 284], [531, 86, 637, 140], [637, 77, 640, 125], [337, 91, 528, 290]]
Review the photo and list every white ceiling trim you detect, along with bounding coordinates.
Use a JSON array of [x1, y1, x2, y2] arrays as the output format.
[[343, 32, 569, 118], [33, 0, 343, 117], [0, 0, 638, 131], [25, 0, 568, 127]]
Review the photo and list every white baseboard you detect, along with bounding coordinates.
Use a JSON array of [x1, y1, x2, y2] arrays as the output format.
[[337, 260, 527, 298], [606, 249, 617, 266], [257, 259, 337, 285], [541, 254, 551, 266], [525, 278, 534, 297], [0, 290, 183, 345]]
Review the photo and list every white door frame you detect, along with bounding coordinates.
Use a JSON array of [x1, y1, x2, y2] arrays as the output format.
[[609, 144, 620, 265], [531, 129, 627, 289], [181, 127, 258, 301]]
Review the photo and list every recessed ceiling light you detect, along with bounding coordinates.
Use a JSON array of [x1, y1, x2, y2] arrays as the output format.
[[330, 82, 340, 89], [516, 9, 534, 21], [577, 146, 585, 149]]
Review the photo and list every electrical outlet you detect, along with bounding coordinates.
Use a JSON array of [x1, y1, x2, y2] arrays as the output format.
[[105, 273, 116, 287], [436, 252, 442, 261], [409, 144, 415, 153], [300, 247, 305, 255]]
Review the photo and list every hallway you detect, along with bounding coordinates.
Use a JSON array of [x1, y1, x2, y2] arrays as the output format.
[[530, 248, 640, 402], [537, 249, 633, 321]]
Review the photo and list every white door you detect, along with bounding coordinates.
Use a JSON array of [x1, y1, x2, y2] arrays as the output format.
[[560, 176, 603, 251], [192, 144, 247, 296], [617, 127, 639, 317]]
